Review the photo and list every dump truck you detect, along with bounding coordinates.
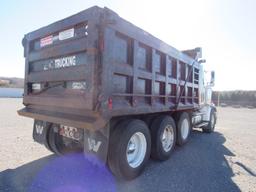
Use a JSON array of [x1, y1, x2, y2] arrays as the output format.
[[18, 6, 217, 179]]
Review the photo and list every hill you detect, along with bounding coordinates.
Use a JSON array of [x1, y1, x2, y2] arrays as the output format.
[[0, 77, 24, 88], [213, 90, 256, 107]]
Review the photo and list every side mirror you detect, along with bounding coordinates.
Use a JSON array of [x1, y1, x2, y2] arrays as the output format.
[[210, 71, 215, 86]]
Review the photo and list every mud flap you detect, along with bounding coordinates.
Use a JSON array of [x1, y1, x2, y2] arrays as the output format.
[[33, 120, 52, 151], [33, 119, 110, 163], [83, 124, 110, 164]]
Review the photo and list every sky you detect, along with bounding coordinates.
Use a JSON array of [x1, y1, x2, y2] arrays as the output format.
[[0, 0, 255, 91]]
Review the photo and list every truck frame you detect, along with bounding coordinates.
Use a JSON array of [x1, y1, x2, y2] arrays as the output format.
[[18, 6, 217, 179]]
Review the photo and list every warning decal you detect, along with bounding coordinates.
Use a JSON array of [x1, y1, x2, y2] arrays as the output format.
[[40, 35, 53, 47]]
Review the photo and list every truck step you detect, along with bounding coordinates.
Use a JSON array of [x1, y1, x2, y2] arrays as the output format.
[[194, 122, 208, 128]]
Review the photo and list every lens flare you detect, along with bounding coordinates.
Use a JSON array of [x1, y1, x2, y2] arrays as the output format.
[[29, 153, 116, 192]]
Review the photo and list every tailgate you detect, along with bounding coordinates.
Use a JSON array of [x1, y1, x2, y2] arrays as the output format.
[[18, 7, 104, 129]]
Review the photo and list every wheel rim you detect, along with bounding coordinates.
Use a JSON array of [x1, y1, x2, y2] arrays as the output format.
[[161, 125, 174, 152], [181, 118, 189, 140], [126, 132, 147, 168], [210, 113, 215, 128]]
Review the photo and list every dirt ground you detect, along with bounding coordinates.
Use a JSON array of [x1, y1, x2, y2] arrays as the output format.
[[0, 98, 255, 192]]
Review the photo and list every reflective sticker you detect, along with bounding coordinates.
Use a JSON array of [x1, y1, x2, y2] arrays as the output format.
[[59, 28, 74, 41], [32, 83, 41, 90], [40, 35, 53, 47], [72, 82, 86, 90]]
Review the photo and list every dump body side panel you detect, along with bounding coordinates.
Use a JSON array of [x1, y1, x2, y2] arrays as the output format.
[[100, 9, 200, 117]]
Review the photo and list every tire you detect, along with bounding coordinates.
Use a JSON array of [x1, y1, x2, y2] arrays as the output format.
[[108, 119, 151, 180], [44, 125, 54, 153], [48, 124, 83, 155], [150, 115, 176, 161], [176, 112, 191, 146], [202, 110, 216, 133]]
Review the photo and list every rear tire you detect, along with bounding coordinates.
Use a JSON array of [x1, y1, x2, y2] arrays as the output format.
[[176, 112, 191, 146], [202, 110, 216, 133], [150, 115, 176, 161], [108, 119, 151, 180]]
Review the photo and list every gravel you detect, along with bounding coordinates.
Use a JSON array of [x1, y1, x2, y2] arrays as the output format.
[[0, 98, 255, 192]]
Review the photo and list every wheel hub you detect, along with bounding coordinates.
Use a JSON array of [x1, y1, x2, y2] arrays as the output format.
[[181, 119, 189, 140], [126, 132, 147, 168], [161, 125, 174, 152]]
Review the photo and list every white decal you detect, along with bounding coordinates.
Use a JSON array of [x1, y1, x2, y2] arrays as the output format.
[[59, 28, 74, 41], [43, 61, 54, 71], [54, 56, 76, 69], [88, 138, 102, 152], [35, 124, 44, 135]]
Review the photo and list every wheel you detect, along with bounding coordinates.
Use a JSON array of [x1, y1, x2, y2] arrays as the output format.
[[108, 119, 151, 180], [44, 125, 54, 153], [48, 124, 83, 155], [202, 110, 216, 133], [150, 115, 176, 160], [176, 112, 191, 146]]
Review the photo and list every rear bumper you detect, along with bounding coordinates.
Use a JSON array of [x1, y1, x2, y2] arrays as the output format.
[[18, 107, 107, 130]]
